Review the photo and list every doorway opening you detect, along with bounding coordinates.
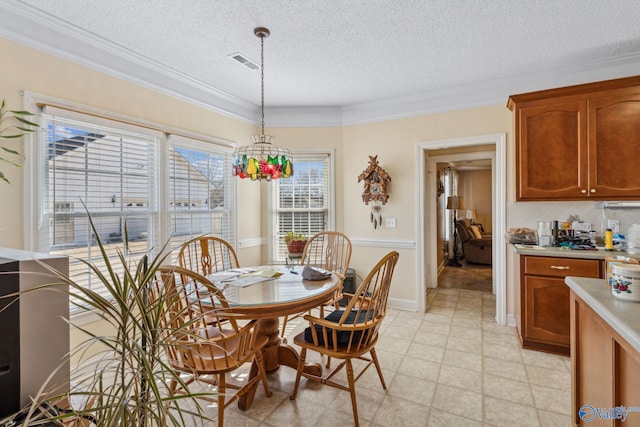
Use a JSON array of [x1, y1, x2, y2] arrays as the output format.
[[416, 134, 507, 325], [436, 157, 493, 293]]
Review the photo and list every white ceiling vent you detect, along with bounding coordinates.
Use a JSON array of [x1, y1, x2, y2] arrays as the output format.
[[228, 52, 259, 70]]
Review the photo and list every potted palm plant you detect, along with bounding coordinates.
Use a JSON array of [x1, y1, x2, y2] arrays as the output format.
[[1, 211, 215, 426], [284, 231, 308, 255], [0, 98, 40, 184]]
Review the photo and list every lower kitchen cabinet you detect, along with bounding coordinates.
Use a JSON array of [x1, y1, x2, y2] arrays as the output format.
[[570, 290, 640, 426], [519, 255, 602, 355]]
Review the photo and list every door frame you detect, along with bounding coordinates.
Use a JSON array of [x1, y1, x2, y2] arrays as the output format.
[[416, 133, 507, 324]]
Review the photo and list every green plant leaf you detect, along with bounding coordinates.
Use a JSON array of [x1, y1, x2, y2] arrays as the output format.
[[9, 109, 35, 116], [0, 156, 23, 168], [8, 204, 223, 425], [1, 146, 20, 155], [15, 116, 40, 128], [0, 98, 40, 184]]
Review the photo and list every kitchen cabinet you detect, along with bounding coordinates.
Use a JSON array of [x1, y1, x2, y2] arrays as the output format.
[[588, 92, 640, 198], [508, 75, 640, 201], [515, 98, 587, 200], [570, 289, 640, 426], [519, 255, 602, 355]]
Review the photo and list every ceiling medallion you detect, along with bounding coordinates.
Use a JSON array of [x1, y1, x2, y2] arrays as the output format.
[[232, 27, 293, 181]]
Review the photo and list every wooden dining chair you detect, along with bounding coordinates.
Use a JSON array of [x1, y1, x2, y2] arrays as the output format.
[[289, 251, 399, 427], [178, 236, 240, 326], [177, 236, 240, 276], [152, 265, 272, 427], [280, 231, 352, 338]]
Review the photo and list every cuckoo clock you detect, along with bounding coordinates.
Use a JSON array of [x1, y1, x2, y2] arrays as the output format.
[[357, 155, 391, 229]]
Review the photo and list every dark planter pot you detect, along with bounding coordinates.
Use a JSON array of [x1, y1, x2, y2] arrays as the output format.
[[286, 240, 307, 254]]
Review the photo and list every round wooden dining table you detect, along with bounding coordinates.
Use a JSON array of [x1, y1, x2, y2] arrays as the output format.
[[210, 264, 341, 410]]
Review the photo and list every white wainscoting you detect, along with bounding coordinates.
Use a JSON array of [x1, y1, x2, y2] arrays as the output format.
[[350, 238, 416, 249], [238, 237, 265, 249]]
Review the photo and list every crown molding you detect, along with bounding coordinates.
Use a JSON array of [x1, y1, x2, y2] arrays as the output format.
[[266, 106, 344, 128], [0, 0, 258, 124], [340, 51, 640, 125], [3, 0, 640, 128]]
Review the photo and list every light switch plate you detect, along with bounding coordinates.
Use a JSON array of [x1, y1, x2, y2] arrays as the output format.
[[385, 217, 396, 228]]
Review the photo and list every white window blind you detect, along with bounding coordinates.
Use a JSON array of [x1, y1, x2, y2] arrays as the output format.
[[167, 134, 236, 261], [271, 152, 333, 263], [33, 103, 237, 312], [40, 107, 161, 307]]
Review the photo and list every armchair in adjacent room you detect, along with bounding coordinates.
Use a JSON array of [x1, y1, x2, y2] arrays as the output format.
[[455, 219, 492, 265]]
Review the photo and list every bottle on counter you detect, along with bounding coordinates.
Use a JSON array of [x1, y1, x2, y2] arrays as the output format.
[[552, 220, 559, 247], [605, 228, 614, 251]]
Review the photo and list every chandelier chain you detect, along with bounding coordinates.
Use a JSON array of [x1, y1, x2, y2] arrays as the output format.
[[260, 33, 265, 135], [232, 27, 293, 181]]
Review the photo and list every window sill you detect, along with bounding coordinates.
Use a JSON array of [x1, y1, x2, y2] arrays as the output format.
[[70, 309, 102, 326]]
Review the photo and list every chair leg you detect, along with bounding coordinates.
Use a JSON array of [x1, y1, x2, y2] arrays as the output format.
[[255, 349, 273, 397], [370, 348, 387, 389], [280, 315, 289, 338], [217, 374, 225, 427], [345, 358, 359, 427], [290, 347, 307, 400]]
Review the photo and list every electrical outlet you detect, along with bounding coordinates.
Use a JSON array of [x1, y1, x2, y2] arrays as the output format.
[[385, 217, 396, 228], [608, 219, 619, 234]]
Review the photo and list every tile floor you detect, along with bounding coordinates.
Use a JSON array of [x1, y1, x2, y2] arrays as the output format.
[[185, 288, 573, 426]]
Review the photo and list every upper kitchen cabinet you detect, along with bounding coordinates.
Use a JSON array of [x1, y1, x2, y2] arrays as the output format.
[[508, 76, 640, 201], [589, 92, 640, 198]]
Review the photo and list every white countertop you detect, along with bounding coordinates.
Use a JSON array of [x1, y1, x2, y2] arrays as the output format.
[[512, 244, 638, 260], [0, 247, 66, 262], [565, 276, 640, 353]]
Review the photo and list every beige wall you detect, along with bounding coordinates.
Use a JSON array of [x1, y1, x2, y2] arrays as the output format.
[[2, 36, 521, 356], [0, 38, 261, 359], [342, 106, 513, 306], [459, 169, 492, 233], [0, 38, 259, 252]]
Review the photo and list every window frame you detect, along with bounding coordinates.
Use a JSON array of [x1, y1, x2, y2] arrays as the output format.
[[166, 134, 237, 261], [268, 149, 335, 263], [22, 92, 237, 314]]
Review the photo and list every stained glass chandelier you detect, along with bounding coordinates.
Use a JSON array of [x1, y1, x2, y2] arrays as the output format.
[[232, 27, 293, 181]]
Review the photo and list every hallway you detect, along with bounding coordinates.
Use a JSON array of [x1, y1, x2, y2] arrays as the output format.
[[438, 260, 493, 293]]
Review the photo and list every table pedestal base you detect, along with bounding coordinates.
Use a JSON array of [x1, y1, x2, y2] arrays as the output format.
[[237, 317, 322, 410]]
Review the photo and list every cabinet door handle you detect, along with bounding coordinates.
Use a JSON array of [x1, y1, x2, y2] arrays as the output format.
[[550, 265, 570, 270], [581, 189, 587, 194], [590, 189, 596, 193]]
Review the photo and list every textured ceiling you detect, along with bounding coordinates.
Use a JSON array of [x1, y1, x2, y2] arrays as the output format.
[[6, 0, 640, 115]]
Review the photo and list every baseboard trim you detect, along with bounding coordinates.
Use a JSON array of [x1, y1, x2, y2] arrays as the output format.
[[388, 297, 418, 312]]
